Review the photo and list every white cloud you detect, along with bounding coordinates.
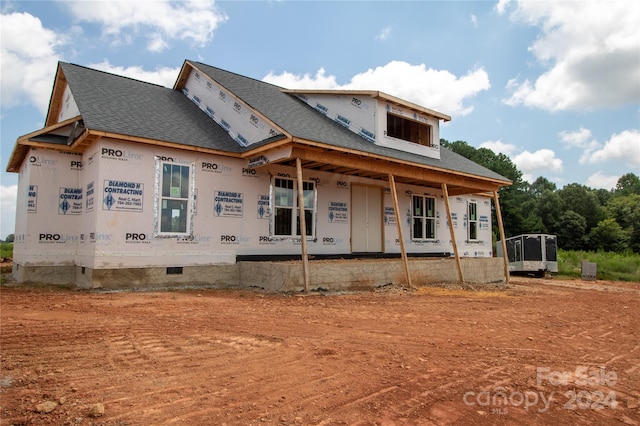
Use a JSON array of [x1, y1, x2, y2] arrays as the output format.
[[0, 12, 65, 114], [585, 171, 620, 191], [376, 25, 392, 41], [470, 14, 478, 29], [263, 68, 340, 90], [495, 0, 511, 15], [264, 61, 491, 117], [558, 127, 595, 149], [582, 129, 640, 167], [0, 184, 17, 240], [512, 148, 563, 182], [479, 140, 517, 156], [64, 0, 228, 52], [90, 60, 180, 88], [503, 1, 640, 111]]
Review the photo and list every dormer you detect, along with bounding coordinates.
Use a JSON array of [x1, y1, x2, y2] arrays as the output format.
[[174, 61, 451, 159], [285, 90, 451, 160]]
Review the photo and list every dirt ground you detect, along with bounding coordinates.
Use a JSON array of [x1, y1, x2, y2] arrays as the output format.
[[1, 276, 639, 425]]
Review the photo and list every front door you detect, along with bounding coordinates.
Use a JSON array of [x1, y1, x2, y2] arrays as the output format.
[[351, 185, 383, 253]]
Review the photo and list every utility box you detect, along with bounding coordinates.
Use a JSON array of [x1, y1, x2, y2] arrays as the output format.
[[496, 234, 558, 277], [581, 261, 597, 281]]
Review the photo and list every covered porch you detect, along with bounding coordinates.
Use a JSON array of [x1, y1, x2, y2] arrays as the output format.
[[243, 141, 513, 291]]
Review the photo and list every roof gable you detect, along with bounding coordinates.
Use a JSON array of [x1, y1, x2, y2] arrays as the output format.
[[57, 62, 239, 152]]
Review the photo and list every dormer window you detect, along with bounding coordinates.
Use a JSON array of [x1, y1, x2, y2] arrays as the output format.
[[386, 113, 433, 147]]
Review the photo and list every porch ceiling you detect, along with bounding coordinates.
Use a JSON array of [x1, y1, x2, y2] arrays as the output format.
[[270, 145, 505, 196]]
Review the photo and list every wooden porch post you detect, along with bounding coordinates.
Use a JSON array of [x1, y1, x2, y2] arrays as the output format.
[[493, 191, 510, 284], [441, 183, 465, 283], [296, 158, 310, 293], [388, 174, 412, 288]]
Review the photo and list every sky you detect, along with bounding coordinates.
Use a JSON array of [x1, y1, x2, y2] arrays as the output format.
[[1, 0, 639, 240]]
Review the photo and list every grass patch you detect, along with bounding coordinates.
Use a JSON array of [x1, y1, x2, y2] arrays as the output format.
[[0, 242, 12, 259], [558, 249, 640, 282]]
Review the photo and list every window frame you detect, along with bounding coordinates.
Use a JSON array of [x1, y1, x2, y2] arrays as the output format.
[[411, 195, 437, 241], [386, 113, 433, 147], [467, 201, 478, 241], [155, 160, 195, 238], [270, 177, 317, 239]]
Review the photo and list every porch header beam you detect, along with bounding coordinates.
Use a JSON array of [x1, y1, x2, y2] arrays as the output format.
[[290, 146, 501, 195]]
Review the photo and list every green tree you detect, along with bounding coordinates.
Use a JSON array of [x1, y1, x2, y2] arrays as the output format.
[[534, 190, 563, 234], [606, 194, 640, 253], [556, 211, 587, 250], [528, 176, 557, 197], [614, 173, 640, 196], [4, 234, 14, 243], [558, 184, 604, 231], [587, 218, 629, 252]]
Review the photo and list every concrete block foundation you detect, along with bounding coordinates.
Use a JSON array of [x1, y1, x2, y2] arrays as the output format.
[[12, 257, 506, 291]]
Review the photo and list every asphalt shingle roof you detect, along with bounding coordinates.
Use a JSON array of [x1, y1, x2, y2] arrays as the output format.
[[60, 61, 510, 184], [60, 62, 240, 152]]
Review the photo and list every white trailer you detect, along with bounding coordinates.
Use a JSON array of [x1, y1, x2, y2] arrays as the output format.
[[496, 234, 558, 277]]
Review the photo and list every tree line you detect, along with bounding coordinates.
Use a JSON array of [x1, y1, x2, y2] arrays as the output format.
[[442, 139, 640, 254]]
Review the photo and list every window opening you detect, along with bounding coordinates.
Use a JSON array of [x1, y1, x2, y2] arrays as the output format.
[[411, 195, 436, 240], [387, 113, 432, 146], [272, 177, 316, 238]]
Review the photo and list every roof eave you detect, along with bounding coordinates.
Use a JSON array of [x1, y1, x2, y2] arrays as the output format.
[[6, 115, 84, 173]]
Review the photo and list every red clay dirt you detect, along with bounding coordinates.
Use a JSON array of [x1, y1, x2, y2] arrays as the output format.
[[1, 277, 638, 425]]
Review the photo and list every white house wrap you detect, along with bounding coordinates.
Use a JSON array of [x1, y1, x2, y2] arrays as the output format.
[[7, 60, 512, 290]]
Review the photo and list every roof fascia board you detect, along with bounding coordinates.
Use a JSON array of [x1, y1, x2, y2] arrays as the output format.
[[239, 138, 295, 159], [85, 130, 244, 159], [282, 88, 451, 122], [178, 61, 294, 141], [45, 63, 68, 127], [172, 60, 192, 91], [6, 144, 30, 173]]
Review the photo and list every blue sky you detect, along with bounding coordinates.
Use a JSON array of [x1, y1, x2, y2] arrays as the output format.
[[1, 0, 639, 239]]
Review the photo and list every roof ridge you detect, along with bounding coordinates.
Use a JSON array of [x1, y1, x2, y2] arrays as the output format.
[[60, 61, 168, 89], [187, 60, 286, 91]]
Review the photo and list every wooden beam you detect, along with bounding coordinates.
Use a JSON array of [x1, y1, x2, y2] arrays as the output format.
[[493, 191, 510, 284], [389, 174, 412, 288], [296, 158, 310, 293], [86, 130, 241, 158], [442, 183, 465, 283], [290, 147, 503, 194], [45, 64, 68, 127]]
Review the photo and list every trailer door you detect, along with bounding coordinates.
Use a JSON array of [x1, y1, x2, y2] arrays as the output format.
[[545, 235, 557, 262]]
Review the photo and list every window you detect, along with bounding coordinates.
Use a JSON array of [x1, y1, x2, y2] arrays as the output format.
[[272, 178, 315, 238], [468, 202, 478, 241], [387, 113, 432, 146], [411, 195, 436, 240], [158, 162, 193, 235]]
